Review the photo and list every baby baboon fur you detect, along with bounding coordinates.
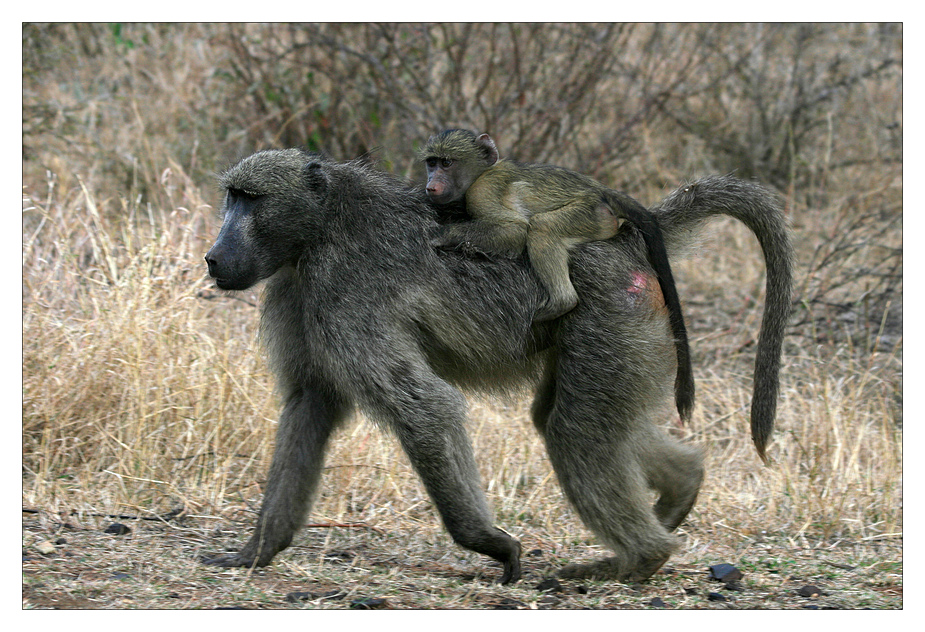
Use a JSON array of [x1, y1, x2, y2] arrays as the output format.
[[203, 149, 793, 584], [420, 130, 694, 422]]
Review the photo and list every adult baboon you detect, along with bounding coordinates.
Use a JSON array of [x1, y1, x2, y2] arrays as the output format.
[[420, 129, 694, 423], [202, 149, 793, 584]]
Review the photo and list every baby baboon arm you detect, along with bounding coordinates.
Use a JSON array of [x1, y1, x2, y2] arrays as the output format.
[[430, 174, 529, 257]]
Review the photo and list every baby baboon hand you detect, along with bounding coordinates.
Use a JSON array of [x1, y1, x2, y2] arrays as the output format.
[[427, 225, 490, 257], [426, 224, 458, 249]]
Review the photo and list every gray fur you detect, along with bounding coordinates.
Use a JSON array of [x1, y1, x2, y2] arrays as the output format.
[[202, 149, 792, 583]]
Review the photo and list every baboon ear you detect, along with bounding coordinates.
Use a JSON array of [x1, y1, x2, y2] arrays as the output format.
[[304, 162, 328, 195], [476, 133, 500, 165]]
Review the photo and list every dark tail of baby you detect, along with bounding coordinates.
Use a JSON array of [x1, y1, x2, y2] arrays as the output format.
[[602, 189, 694, 423]]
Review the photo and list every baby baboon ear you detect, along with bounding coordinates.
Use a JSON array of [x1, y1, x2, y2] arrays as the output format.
[[304, 161, 328, 195], [475, 133, 500, 164]]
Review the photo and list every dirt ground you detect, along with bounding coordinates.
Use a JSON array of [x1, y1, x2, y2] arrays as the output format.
[[22, 510, 902, 610]]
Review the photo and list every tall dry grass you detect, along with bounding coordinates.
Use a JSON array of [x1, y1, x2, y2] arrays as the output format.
[[23, 24, 901, 559]]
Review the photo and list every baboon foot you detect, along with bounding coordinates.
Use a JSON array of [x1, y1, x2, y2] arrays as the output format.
[[652, 451, 704, 532], [558, 552, 670, 583], [201, 550, 270, 569], [655, 493, 700, 532], [621, 553, 671, 583], [201, 535, 284, 569], [464, 527, 522, 584]]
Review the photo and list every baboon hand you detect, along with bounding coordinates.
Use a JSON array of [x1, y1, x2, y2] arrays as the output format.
[[499, 555, 522, 585]]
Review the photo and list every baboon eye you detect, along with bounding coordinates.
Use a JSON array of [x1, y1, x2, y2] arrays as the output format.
[[229, 188, 260, 201], [441, 158, 454, 169]]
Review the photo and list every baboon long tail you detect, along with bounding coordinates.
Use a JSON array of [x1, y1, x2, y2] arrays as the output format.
[[602, 190, 694, 424], [652, 175, 794, 463]]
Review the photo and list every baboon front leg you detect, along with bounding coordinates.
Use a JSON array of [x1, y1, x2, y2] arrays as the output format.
[[386, 381, 522, 584], [203, 388, 348, 568]]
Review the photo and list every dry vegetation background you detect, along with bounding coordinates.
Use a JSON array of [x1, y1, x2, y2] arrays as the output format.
[[22, 23, 902, 610]]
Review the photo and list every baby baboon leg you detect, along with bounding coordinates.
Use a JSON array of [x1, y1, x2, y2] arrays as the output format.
[[527, 231, 576, 320], [204, 388, 348, 567], [527, 201, 609, 321]]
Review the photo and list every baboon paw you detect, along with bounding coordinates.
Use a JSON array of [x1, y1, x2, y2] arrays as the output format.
[[558, 552, 671, 583], [622, 554, 671, 583], [426, 226, 463, 250]]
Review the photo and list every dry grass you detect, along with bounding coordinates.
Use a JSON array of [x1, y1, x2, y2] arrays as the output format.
[[22, 23, 901, 609]]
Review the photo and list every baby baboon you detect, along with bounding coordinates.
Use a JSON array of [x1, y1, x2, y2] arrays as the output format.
[[202, 149, 793, 584], [420, 129, 694, 422]]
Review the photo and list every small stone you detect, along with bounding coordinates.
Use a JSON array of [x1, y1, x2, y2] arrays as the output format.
[[35, 540, 56, 555], [350, 597, 388, 609], [536, 577, 563, 593], [708, 563, 743, 582], [797, 585, 822, 598]]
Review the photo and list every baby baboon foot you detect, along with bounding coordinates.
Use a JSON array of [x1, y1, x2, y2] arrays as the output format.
[[534, 295, 579, 322]]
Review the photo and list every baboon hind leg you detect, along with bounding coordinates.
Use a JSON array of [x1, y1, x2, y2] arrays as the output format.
[[539, 395, 680, 582], [203, 388, 348, 568], [640, 430, 703, 531]]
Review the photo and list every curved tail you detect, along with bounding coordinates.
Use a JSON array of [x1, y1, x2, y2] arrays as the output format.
[[601, 189, 694, 423], [652, 175, 794, 462]]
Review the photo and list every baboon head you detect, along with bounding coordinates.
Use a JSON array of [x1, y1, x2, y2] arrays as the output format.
[[419, 129, 500, 205], [205, 149, 329, 290]]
